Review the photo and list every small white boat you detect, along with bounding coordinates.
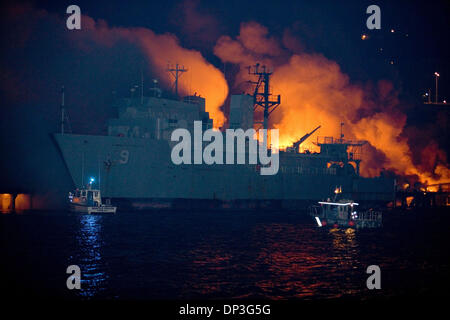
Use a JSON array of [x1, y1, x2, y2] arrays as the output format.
[[68, 186, 116, 214], [308, 187, 382, 229]]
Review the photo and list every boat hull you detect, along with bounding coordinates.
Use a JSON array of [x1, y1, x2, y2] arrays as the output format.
[[310, 208, 383, 229], [69, 203, 116, 214]]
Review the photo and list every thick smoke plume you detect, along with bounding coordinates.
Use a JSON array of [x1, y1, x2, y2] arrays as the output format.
[[78, 16, 229, 128], [1, 4, 448, 187], [214, 22, 449, 184], [2, 4, 229, 128]]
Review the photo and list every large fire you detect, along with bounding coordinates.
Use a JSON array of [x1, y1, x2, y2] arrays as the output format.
[[5, 5, 448, 185], [214, 22, 449, 185], [78, 17, 450, 184]]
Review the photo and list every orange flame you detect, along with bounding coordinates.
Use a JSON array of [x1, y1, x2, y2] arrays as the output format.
[[80, 16, 229, 128], [215, 22, 449, 184]]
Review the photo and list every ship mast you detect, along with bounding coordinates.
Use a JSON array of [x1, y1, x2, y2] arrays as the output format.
[[167, 63, 188, 97], [248, 63, 280, 130], [140, 68, 144, 104]]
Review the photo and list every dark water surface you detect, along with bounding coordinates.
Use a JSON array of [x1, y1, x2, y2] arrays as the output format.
[[1, 208, 449, 300]]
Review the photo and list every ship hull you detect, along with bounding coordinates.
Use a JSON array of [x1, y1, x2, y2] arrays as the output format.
[[54, 133, 395, 210]]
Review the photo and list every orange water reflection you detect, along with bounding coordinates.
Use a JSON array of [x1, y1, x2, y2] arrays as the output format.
[[183, 222, 362, 299]]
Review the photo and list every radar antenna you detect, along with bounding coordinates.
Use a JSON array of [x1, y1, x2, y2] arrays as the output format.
[[247, 63, 281, 130], [167, 63, 188, 97]]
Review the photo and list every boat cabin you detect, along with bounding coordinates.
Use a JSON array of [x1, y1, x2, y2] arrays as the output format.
[[69, 188, 102, 207], [318, 200, 359, 220]]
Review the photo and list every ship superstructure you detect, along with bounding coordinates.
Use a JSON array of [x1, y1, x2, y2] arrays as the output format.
[[54, 65, 395, 210]]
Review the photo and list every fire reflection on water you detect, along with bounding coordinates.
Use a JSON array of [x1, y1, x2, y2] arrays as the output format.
[[253, 224, 361, 299], [4, 209, 444, 299], [183, 223, 362, 299]]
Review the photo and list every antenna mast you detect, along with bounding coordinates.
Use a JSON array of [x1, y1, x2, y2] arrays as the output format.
[[141, 68, 144, 104], [424, 72, 446, 105], [248, 63, 281, 130], [61, 86, 65, 135], [167, 63, 188, 97]]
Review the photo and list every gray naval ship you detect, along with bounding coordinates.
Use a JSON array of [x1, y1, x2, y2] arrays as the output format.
[[54, 64, 395, 210]]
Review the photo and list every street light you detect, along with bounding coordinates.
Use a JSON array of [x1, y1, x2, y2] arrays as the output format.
[[434, 72, 440, 103]]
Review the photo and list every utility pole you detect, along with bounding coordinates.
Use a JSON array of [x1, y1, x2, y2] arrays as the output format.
[[434, 72, 440, 103], [248, 63, 280, 130], [167, 63, 188, 97], [424, 73, 446, 105]]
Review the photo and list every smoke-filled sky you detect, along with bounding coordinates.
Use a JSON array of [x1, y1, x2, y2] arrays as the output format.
[[0, 0, 449, 202]]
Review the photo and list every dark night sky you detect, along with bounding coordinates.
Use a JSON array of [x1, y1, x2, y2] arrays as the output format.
[[2, 0, 449, 111], [31, 0, 449, 97], [0, 0, 449, 207]]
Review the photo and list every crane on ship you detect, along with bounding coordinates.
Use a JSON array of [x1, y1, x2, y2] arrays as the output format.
[[287, 125, 322, 153]]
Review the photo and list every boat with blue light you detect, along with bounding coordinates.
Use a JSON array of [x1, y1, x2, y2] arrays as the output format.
[[68, 178, 116, 214]]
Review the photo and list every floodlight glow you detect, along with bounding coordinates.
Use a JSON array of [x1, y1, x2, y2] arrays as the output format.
[[318, 202, 359, 206], [315, 216, 322, 227]]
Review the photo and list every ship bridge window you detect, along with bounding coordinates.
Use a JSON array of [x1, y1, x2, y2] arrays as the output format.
[[168, 119, 178, 128], [94, 191, 99, 197], [82, 191, 86, 197], [76, 191, 80, 197]]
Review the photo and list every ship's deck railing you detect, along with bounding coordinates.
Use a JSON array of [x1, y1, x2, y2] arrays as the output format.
[[347, 144, 363, 161], [317, 136, 367, 146], [425, 183, 450, 192], [357, 210, 382, 221]]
